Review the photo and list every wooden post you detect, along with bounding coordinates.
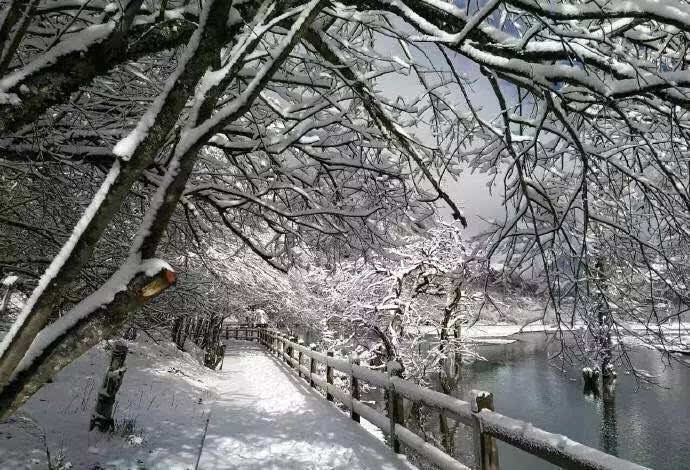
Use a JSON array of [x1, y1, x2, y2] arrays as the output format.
[[297, 339, 304, 379], [225, 325, 229, 340], [471, 390, 500, 470], [90, 342, 128, 432], [326, 351, 334, 402], [387, 360, 404, 453], [234, 328, 238, 340], [350, 354, 360, 422], [288, 336, 297, 368], [309, 345, 316, 388], [284, 335, 289, 363]]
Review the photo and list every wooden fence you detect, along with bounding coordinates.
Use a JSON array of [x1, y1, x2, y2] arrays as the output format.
[[224, 327, 649, 470], [224, 324, 260, 341]]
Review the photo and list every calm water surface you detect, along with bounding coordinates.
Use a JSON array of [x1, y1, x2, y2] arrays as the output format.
[[447, 334, 690, 469]]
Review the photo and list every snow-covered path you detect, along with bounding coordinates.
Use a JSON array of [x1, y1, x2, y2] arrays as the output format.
[[198, 340, 415, 470]]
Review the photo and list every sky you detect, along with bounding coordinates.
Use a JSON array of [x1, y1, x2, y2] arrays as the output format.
[[375, 34, 508, 237]]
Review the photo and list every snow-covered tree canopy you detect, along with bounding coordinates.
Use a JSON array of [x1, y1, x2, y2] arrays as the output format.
[[2, 0, 690, 416]]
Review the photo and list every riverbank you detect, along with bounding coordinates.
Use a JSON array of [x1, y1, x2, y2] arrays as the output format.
[[461, 320, 690, 353]]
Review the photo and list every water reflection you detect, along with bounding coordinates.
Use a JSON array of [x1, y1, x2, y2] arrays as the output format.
[[454, 334, 689, 469]]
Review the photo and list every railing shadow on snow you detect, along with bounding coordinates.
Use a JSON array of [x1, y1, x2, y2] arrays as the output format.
[[225, 327, 651, 470], [202, 343, 411, 469]]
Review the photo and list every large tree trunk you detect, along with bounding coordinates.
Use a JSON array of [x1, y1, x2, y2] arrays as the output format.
[[0, 0, 238, 390]]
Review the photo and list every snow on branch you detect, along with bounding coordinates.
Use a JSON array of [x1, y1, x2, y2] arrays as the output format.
[[12, 258, 174, 379]]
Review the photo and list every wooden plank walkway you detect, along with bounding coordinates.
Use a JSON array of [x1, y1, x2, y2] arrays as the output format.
[[197, 340, 415, 470]]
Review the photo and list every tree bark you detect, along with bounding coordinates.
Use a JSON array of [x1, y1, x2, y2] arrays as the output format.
[[90, 341, 128, 432]]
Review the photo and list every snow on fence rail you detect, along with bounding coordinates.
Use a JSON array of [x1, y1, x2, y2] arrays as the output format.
[[224, 327, 650, 470]]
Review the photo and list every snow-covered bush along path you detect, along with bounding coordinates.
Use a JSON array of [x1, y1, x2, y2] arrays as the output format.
[[0, 337, 416, 469]]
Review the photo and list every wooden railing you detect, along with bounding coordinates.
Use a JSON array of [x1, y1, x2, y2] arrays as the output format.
[[224, 327, 649, 470], [224, 324, 260, 341]]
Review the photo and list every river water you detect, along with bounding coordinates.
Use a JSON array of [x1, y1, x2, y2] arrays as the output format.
[[420, 334, 690, 469]]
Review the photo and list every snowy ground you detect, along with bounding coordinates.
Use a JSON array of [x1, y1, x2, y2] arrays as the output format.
[[0, 335, 214, 469], [198, 341, 415, 470], [0, 337, 416, 470]]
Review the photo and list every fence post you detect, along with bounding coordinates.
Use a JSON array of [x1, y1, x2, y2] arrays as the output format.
[[297, 339, 304, 379], [309, 345, 316, 388], [387, 360, 404, 453], [286, 336, 292, 366], [225, 325, 229, 340], [326, 351, 334, 402], [471, 390, 500, 470], [235, 328, 238, 340], [350, 354, 360, 423], [291, 336, 299, 367], [283, 335, 290, 363]]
